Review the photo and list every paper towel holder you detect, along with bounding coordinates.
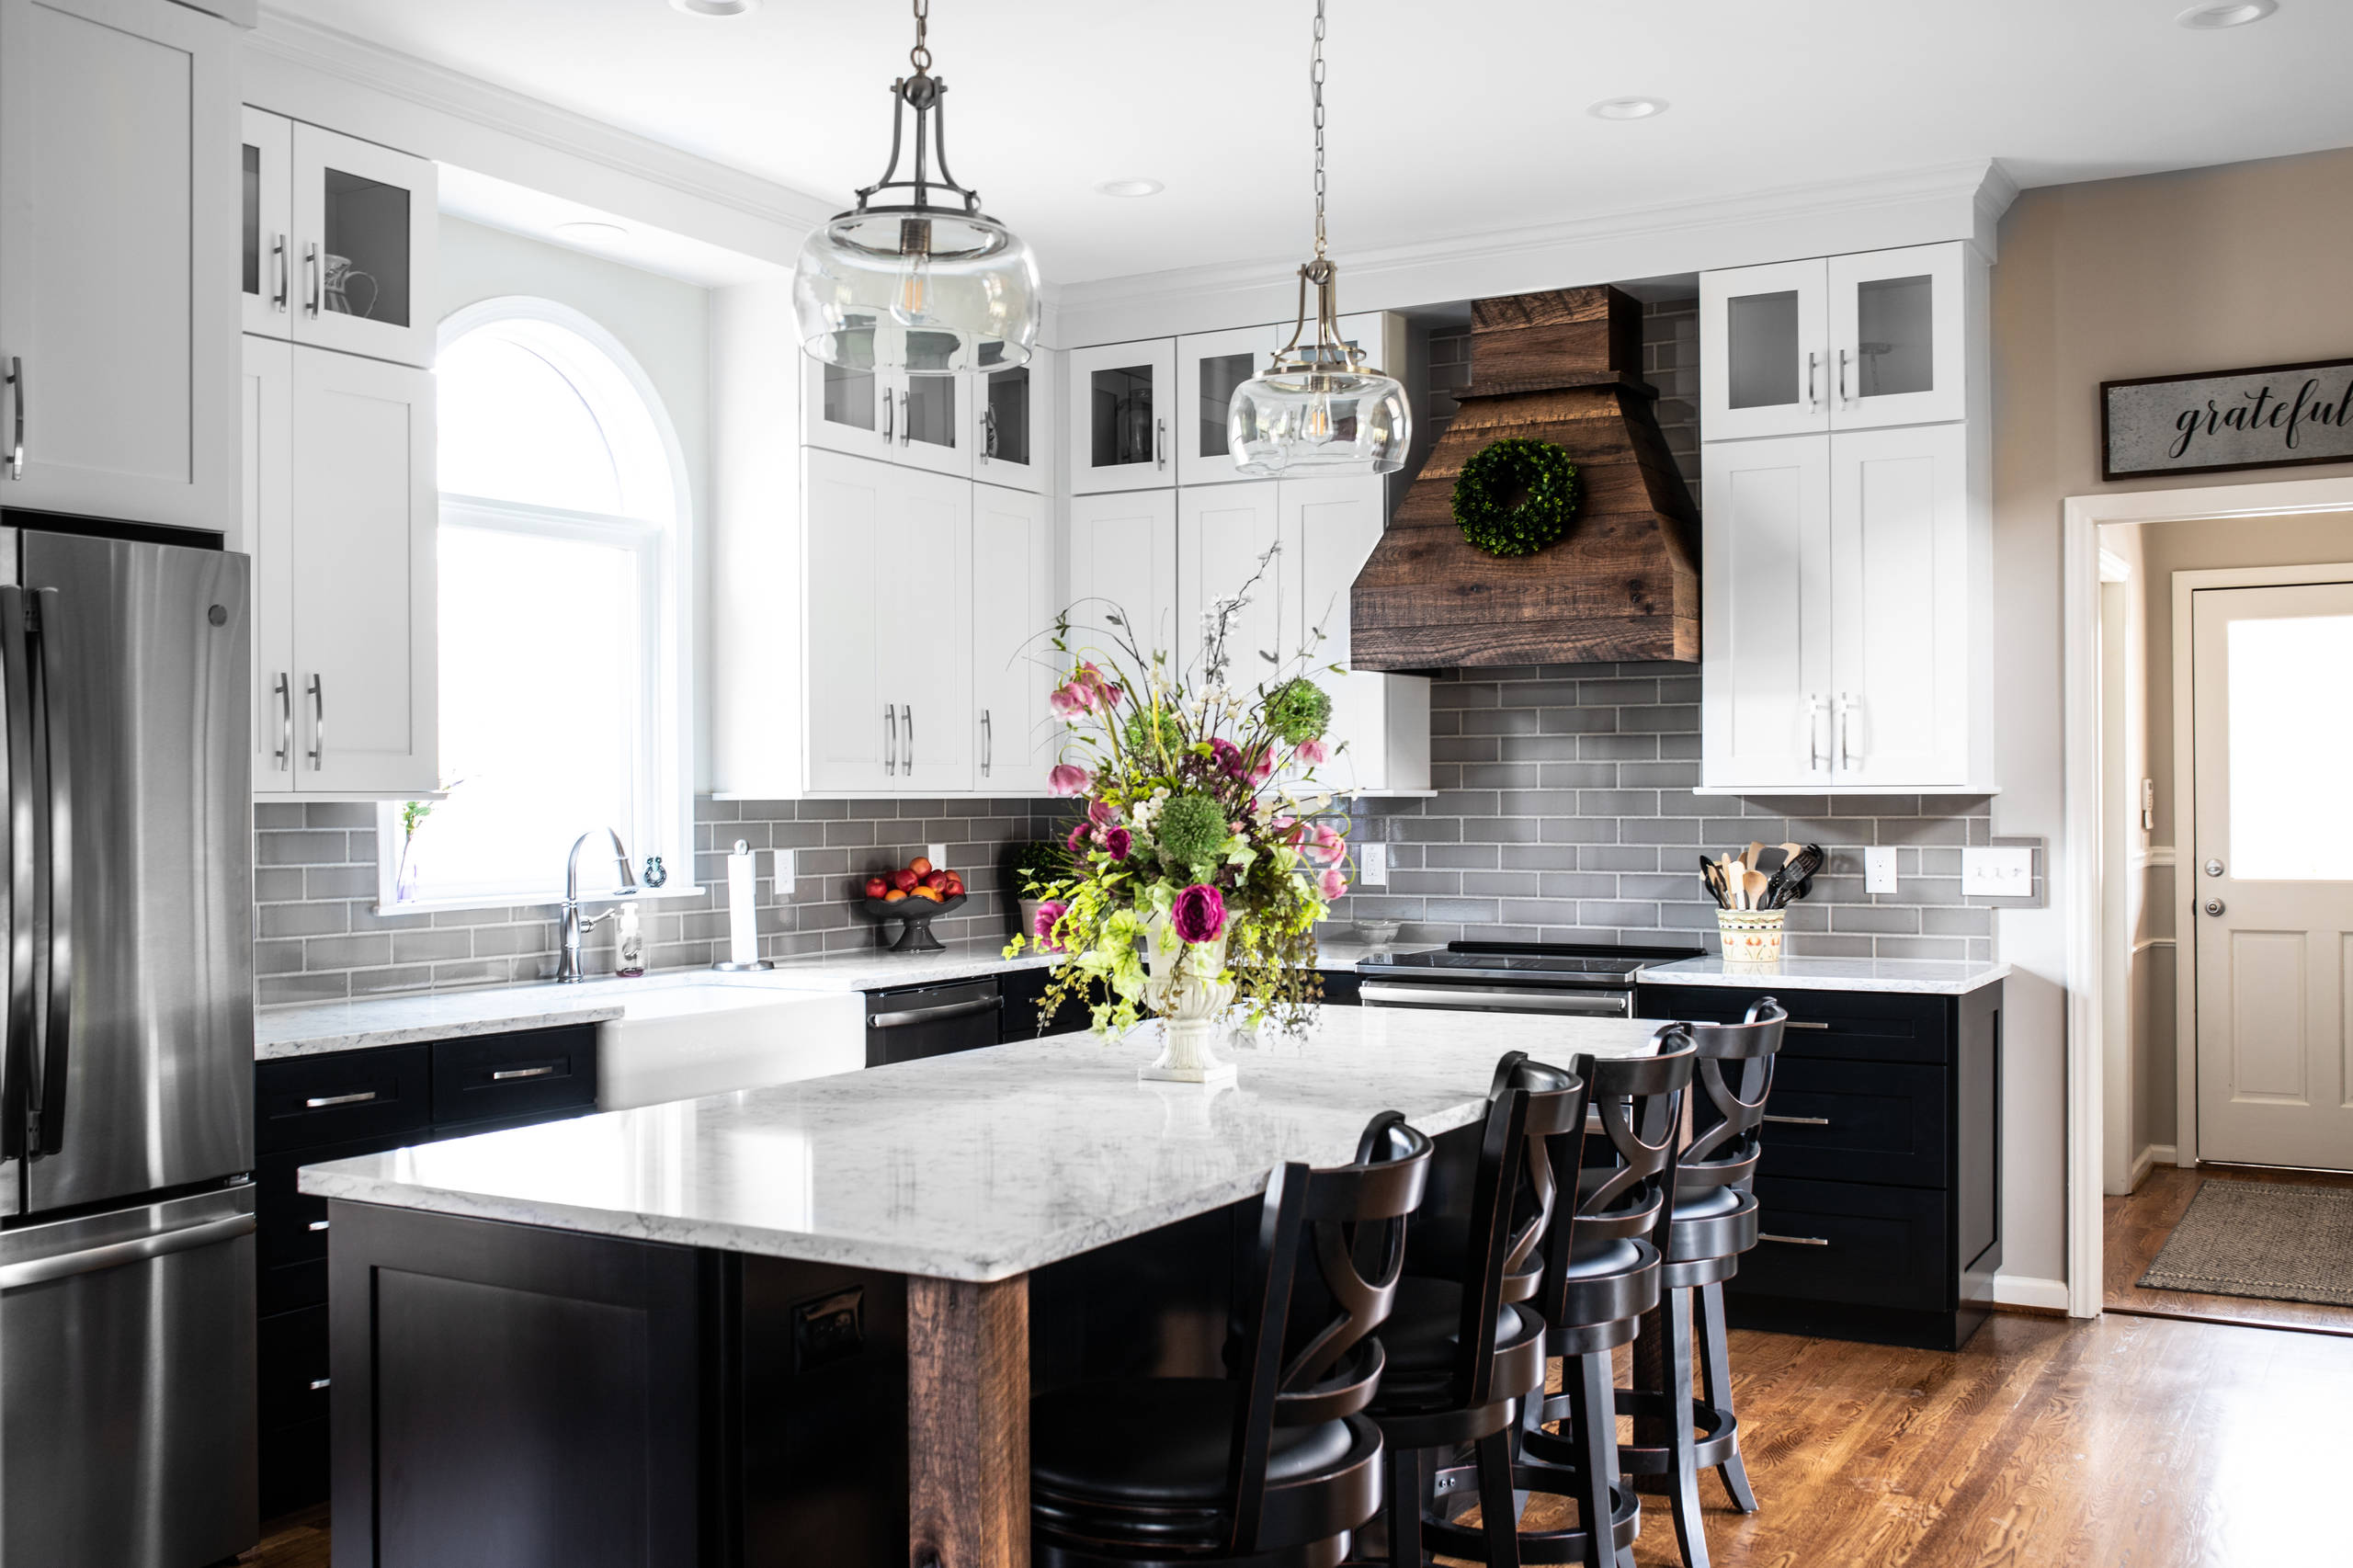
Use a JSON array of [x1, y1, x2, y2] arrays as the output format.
[[712, 836, 776, 972]]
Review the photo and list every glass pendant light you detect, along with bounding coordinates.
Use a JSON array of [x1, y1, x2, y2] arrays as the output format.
[[1229, 0, 1410, 477], [792, 0, 1040, 372]]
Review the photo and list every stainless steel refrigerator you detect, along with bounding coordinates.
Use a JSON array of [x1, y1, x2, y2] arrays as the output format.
[[0, 523, 256, 1568]]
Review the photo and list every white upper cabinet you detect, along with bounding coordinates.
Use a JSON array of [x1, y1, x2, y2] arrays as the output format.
[[972, 352, 1050, 494], [1068, 338, 1176, 494], [971, 483, 1052, 792], [802, 358, 979, 480], [1279, 475, 1430, 795], [1702, 243, 1970, 441], [1068, 488, 1176, 656], [242, 335, 295, 793], [240, 115, 437, 369], [888, 466, 975, 791], [0, 0, 238, 532], [1699, 434, 1833, 788], [1177, 481, 1282, 669], [240, 106, 292, 338], [1175, 324, 1281, 486]]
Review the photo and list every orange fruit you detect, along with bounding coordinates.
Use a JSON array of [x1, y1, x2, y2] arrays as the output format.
[[882, 887, 907, 903]]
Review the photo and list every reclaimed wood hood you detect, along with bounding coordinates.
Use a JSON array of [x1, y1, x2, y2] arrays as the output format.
[[1348, 286, 1699, 669]]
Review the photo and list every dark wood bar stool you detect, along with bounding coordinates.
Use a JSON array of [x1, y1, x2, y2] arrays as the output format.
[[1441, 1033, 1698, 1568], [1616, 998, 1787, 1568], [1030, 1110, 1433, 1568], [1368, 1051, 1586, 1568]]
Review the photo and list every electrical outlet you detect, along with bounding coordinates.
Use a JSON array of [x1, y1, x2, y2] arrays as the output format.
[[926, 842, 949, 870], [1962, 846, 2033, 898], [1864, 846, 1899, 895], [1357, 843, 1388, 888]]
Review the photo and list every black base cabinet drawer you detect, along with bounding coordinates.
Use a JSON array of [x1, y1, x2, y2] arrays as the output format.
[[1733, 1176, 1949, 1312], [259, 1417, 329, 1521], [1756, 1058, 1948, 1188], [256, 1044, 431, 1153], [1641, 984, 1949, 1064], [259, 1306, 332, 1431], [431, 1025, 597, 1128]]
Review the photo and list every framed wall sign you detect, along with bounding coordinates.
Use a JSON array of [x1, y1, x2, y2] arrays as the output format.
[[2101, 356, 2353, 481]]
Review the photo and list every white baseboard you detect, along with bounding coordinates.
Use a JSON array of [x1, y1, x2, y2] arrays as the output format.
[[1992, 1274, 2071, 1312], [2128, 1142, 2177, 1191]]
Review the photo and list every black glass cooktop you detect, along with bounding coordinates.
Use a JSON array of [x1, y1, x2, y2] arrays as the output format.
[[1356, 941, 1705, 986]]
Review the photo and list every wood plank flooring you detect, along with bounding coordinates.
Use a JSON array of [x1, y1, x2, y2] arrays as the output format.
[[244, 1312, 2353, 1568], [2104, 1163, 2353, 1335]]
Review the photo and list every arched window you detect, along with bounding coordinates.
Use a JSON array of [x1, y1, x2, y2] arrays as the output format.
[[385, 298, 690, 909]]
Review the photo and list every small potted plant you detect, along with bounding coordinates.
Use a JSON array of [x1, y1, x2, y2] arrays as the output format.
[[1003, 839, 1071, 942]]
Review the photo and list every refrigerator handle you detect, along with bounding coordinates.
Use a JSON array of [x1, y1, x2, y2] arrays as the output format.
[[0, 1209, 255, 1292], [0, 587, 27, 1162], [29, 587, 67, 1158]]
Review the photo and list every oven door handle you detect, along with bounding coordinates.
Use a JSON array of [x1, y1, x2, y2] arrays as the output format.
[[869, 996, 1002, 1029], [1357, 983, 1631, 1017]]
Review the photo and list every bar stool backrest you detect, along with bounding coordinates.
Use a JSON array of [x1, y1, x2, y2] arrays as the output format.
[[1677, 997, 1789, 1197], [1540, 1033, 1697, 1315], [1448, 1051, 1586, 1406]]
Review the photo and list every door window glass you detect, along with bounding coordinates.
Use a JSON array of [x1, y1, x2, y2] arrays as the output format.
[[1198, 351, 1255, 456], [985, 367, 1029, 465], [242, 143, 261, 298], [1091, 365, 1154, 468], [321, 166, 412, 328], [905, 375, 957, 450], [1726, 290, 1799, 410], [2227, 613, 2353, 880], [1854, 275, 1933, 398]]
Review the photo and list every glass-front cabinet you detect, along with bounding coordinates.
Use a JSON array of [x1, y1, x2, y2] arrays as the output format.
[[243, 110, 436, 368], [1701, 243, 1967, 441], [1174, 313, 1404, 485], [801, 318, 973, 480], [972, 346, 1050, 494], [1067, 338, 1177, 494]]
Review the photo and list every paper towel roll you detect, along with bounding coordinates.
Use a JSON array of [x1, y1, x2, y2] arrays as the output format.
[[726, 839, 758, 967]]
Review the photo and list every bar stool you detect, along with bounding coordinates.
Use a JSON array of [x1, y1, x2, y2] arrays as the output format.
[[1616, 998, 1787, 1568], [1030, 1110, 1433, 1568], [1365, 1051, 1586, 1568], [1434, 1032, 1698, 1568]]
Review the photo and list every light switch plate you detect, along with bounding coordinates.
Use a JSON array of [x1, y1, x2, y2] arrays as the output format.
[[1357, 843, 1388, 888], [926, 842, 949, 870], [1864, 846, 1899, 895], [1962, 846, 2033, 897]]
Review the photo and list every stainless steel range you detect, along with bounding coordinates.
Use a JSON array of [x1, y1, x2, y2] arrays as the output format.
[[1356, 941, 1704, 1017]]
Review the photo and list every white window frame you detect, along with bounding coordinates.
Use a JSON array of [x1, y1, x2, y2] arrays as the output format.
[[378, 295, 698, 913]]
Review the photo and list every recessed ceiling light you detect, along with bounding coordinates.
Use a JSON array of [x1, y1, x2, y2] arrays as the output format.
[[1588, 97, 1668, 121], [555, 221, 631, 243], [1094, 178, 1165, 199], [669, 0, 757, 17], [2176, 1, 2276, 27]]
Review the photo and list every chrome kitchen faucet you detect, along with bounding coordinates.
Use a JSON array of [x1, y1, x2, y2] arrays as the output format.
[[558, 827, 639, 983]]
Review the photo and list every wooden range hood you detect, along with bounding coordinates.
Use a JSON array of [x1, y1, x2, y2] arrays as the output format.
[[1348, 286, 1699, 669]]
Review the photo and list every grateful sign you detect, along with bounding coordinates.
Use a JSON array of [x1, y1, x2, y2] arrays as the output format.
[[2101, 357, 2353, 480]]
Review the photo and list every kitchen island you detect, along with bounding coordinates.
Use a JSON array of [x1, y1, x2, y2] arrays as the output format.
[[301, 1006, 1665, 1568]]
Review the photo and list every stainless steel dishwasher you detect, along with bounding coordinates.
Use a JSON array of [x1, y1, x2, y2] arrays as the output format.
[[864, 978, 1004, 1067]]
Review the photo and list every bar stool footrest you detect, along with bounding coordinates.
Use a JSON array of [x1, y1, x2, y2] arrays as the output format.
[[1608, 1387, 1740, 1476], [1424, 1460, 1640, 1565]]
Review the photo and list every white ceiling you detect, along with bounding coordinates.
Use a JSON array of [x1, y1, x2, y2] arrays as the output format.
[[290, 0, 2353, 286]]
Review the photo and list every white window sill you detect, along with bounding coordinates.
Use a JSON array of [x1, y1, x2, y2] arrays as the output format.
[[374, 885, 709, 918]]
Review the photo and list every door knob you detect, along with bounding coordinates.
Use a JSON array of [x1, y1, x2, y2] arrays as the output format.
[[2203, 858, 2224, 877], [2203, 898, 2225, 916]]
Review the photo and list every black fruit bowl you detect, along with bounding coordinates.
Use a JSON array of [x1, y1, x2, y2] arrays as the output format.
[[861, 892, 969, 952]]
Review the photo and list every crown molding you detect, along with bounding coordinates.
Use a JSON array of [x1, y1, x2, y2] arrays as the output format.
[[245, 5, 838, 250], [1057, 158, 2019, 347]]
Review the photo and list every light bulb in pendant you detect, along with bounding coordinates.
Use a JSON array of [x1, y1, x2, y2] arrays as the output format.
[[891, 217, 935, 326], [1303, 385, 1336, 446]]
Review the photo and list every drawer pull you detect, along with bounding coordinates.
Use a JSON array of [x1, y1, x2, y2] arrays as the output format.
[[1760, 1233, 1831, 1247], [1783, 1020, 1831, 1030], [308, 1378, 331, 1392], [307, 1220, 330, 1233], [302, 1090, 378, 1109], [1763, 1114, 1831, 1127], [490, 1064, 558, 1082]]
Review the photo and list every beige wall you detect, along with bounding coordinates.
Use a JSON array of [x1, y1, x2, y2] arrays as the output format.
[[1992, 146, 2353, 1284]]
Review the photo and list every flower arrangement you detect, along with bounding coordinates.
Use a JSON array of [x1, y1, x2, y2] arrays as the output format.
[[1006, 545, 1352, 1058]]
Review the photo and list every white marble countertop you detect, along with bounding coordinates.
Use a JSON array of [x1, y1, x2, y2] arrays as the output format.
[[1633, 955, 2011, 995], [299, 1006, 1666, 1282]]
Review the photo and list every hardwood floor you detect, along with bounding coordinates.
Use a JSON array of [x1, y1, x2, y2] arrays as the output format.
[[243, 1312, 2353, 1568], [2104, 1163, 2353, 1335]]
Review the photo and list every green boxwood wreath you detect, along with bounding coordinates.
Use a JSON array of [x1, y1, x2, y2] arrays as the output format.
[[1451, 437, 1582, 558]]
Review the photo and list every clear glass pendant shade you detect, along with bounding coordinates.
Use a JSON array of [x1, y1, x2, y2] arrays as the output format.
[[1229, 360, 1410, 476], [794, 209, 1040, 372]]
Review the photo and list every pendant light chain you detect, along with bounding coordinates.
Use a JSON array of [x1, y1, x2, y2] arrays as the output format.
[[1310, 0, 1327, 261], [910, 0, 931, 74]]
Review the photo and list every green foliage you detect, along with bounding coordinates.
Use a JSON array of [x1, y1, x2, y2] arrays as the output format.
[[1123, 703, 1183, 759], [1261, 677, 1333, 744], [1154, 791, 1229, 868], [1005, 839, 1068, 897], [1451, 437, 1582, 558]]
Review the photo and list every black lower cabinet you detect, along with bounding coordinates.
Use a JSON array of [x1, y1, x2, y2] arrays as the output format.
[[254, 1023, 601, 1517], [1638, 980, 2002, 1351]]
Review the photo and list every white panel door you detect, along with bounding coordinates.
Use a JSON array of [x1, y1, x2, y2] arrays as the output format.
[[887, 465, 974, 792], [2192, 580, 2353, 1170], [1699, 258, 1829, 443], [240, 107, 293, 340], [1699, 435, 1831, 789], [972, 355, 1048, 494], [972, 483, 1051, 794], [0, 0, 237, 531], [289, 347, 436, 795], [1827, 243, 1967, 431], [242, 336, 295, 794], [1279, 475, 1426, 792], [892, 371, 972, 480], [1178, 482, 1282, 678], [290, 122, 436, 368], [801, 449, 893, 793], [1827, 423, 1970, 786], [1068, 488, 1176, 659], [1067, 338, 1176, 494]]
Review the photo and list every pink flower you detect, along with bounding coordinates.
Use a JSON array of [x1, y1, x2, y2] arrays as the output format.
[[1297, 738, 1329, 766], [1211, 738, 1245, 778], [1048, 763, 1090, 796], [1032, 899, 1070, 951], [1246, 750, 1274, 786], [1102, 826, 1132, 860], [1308, 824, 1347, 865], [1319, 867, 1347, 900], [1065, 820, 1092, 853], [1086, 799, 1119, 828], [1049, 684, 1091, 719], [1170, 882, 1228, 944]]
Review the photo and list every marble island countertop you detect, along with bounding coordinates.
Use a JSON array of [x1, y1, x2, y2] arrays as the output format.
[[1633, 954, 2010, 994], [298, 1006, 1664, 1282]]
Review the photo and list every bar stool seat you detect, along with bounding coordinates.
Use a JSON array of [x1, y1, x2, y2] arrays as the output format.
[[1372, 1278, 1540, 1407], [1035, 1380, 1369, 1505]]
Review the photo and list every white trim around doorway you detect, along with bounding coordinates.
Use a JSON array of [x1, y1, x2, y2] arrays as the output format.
[[2061, 476, 2353, 1321]]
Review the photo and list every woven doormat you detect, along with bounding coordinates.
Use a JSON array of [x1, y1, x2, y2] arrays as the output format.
[[2137, 1179, 2353, 1307]]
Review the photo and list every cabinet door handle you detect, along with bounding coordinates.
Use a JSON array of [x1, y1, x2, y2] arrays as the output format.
[[1154, 416, 1166, 470], [1783, 1020, 1830, 1030], [1837, 692, 1857, 770], [883, 704, 897, 777], [273, 673, 292, 772], [982, 404, 997, 461], [1807, 693, 1827, 772], [902, 704, 914, 770], [306, 1219, 330, 1232], [1805, 350, 1818, 411], [308, 1378, 331, 1392], [306, 675, 324, 769], [1763, 1113, 1831, 1127], [980, 708, 992, 777], [6, 356, 22, 479], [272, 234, 290, 313], [491, 1064, 557, 1081], [1760, 1233, 1831, 1247], [302, 1089, 376, 1109], [881, 386, 894, 444], [304, 242, 321, 318], [900, 391, 912, 447], [1837, 347, 1850, 404]]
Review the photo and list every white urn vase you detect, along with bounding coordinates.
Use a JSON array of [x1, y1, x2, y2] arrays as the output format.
[[1139, 926, 1236, 1088]]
